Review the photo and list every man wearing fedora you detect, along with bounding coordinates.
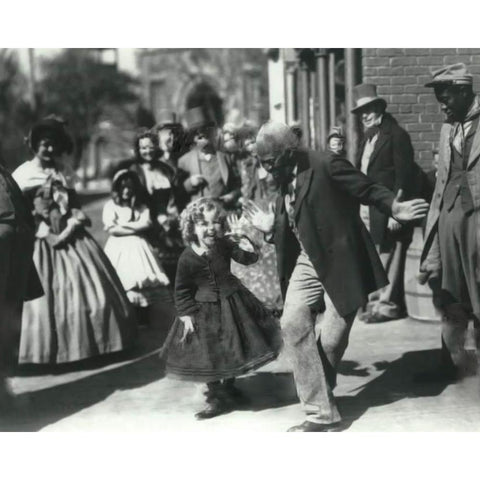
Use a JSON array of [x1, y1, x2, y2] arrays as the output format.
[[153, 110, 186, 171], [352, 84, 418, 324], [420, 63, 480, 378], [244, 121, 429, 432], [177, 107, 241, 209]]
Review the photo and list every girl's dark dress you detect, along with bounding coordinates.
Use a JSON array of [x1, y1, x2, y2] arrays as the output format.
[[164, 237, 280, 382]]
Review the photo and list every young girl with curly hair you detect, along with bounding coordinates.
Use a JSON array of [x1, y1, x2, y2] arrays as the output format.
[[162, 197, 280, 420]]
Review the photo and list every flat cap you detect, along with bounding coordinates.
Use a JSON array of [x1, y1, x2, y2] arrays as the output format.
[[425, 63, 473, 87]]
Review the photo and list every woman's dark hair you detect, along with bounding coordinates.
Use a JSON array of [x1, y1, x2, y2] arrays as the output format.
[[111, 170, 145, 207], [28, 117, 74, 155], [133, 130, 162, 164]]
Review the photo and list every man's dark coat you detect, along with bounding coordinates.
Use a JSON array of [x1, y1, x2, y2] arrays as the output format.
[[0, 164, 43, 336], [354, 113, 417, 251], [272, 149, 396, 317]]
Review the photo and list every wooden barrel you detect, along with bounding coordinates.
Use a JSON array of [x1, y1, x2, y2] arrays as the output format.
[[404, 226, 441, 322]]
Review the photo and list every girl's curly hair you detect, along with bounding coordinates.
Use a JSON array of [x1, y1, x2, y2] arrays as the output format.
[[180, 197, 227, 245]]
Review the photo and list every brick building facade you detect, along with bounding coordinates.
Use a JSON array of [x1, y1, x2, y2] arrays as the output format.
[[362, 48, 480, 170], [268, 48, 480, 169]]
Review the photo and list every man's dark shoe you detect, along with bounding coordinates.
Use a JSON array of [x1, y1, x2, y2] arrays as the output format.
[[287, 420, 343, 432], [195, 399, 231, 420]]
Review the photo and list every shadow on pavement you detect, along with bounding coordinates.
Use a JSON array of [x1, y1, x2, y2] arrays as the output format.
[[1, 305, 175, 432], [338, 360, 370, 378], [231, 349, 452, 427], [338, 348, 450, 428], [234, 371, 298, 411], [1, 351, 166, 432], [222, 350, 447, 418]]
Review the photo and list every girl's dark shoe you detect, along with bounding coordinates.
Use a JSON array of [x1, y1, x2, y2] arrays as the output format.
[[195, 398, 231, 420]]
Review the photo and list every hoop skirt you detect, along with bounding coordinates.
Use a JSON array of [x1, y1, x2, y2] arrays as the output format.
[[19, 229, 137, 364]]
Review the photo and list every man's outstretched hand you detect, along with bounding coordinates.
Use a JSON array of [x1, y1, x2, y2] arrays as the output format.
[[243, 200, 275, 233], [391, 189, 429, 223]]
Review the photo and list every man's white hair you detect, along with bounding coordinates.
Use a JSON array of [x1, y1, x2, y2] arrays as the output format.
[[256, 120, 299, 158]]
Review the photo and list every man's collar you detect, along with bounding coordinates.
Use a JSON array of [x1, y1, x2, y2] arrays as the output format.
[[463, 96, 480, 123], [191, 243, 209, 257], [373, 114, 384, 127]]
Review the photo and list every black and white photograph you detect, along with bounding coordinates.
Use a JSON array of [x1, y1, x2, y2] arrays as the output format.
[[1, 8, 480, 464]]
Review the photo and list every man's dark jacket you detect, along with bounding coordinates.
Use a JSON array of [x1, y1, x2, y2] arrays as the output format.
[[0, 165, 43, 311], [272, 149, 396, 317], [354, 113, 418, 251]]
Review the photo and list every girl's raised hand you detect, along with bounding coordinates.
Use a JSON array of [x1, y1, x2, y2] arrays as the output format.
[[227, 212, 243, 235]]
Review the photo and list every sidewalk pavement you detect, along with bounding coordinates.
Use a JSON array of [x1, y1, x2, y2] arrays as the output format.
[[2, 312, 479, 432]]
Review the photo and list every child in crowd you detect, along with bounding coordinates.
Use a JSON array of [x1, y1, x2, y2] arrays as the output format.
[[162, 197, 280, 420], [103, 169, 171, 326], [327, 126, 346, 155]]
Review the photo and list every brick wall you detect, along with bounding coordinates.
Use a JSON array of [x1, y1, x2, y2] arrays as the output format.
[[362, 48, 480, 170]]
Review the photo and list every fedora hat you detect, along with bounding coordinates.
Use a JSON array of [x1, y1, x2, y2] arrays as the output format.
[[425, 63, 473, 88], [153, 110, 182, 131], [27, 115, 74, 154], [183, 107, 216, 131], [351, 84, 387, 114]]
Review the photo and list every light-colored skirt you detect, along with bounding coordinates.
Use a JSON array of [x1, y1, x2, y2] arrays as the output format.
[[19, 230, 137, 364], [104, 234, 172, 307]]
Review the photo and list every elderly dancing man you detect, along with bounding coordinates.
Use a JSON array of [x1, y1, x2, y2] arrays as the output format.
[[244, 121, 429, 432]]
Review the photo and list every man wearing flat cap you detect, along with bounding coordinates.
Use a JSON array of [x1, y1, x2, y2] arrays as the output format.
[[352, 84, 418, 324], [420, 63, 480, 378]]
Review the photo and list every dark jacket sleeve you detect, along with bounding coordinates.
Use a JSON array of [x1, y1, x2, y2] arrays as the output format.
[[226, 236, 259, 265], [174, 252, 199, 316], [327, 154, 395, 216], [392, 127, 415, 196], [0, 223, 14, 302], [226, 155, 242, 197]]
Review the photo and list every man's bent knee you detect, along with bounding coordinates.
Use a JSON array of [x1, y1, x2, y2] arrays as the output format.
[[281, 303, 314, 343]]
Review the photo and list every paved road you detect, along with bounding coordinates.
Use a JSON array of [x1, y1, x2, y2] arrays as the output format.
[[2, 310, 479, 432]]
